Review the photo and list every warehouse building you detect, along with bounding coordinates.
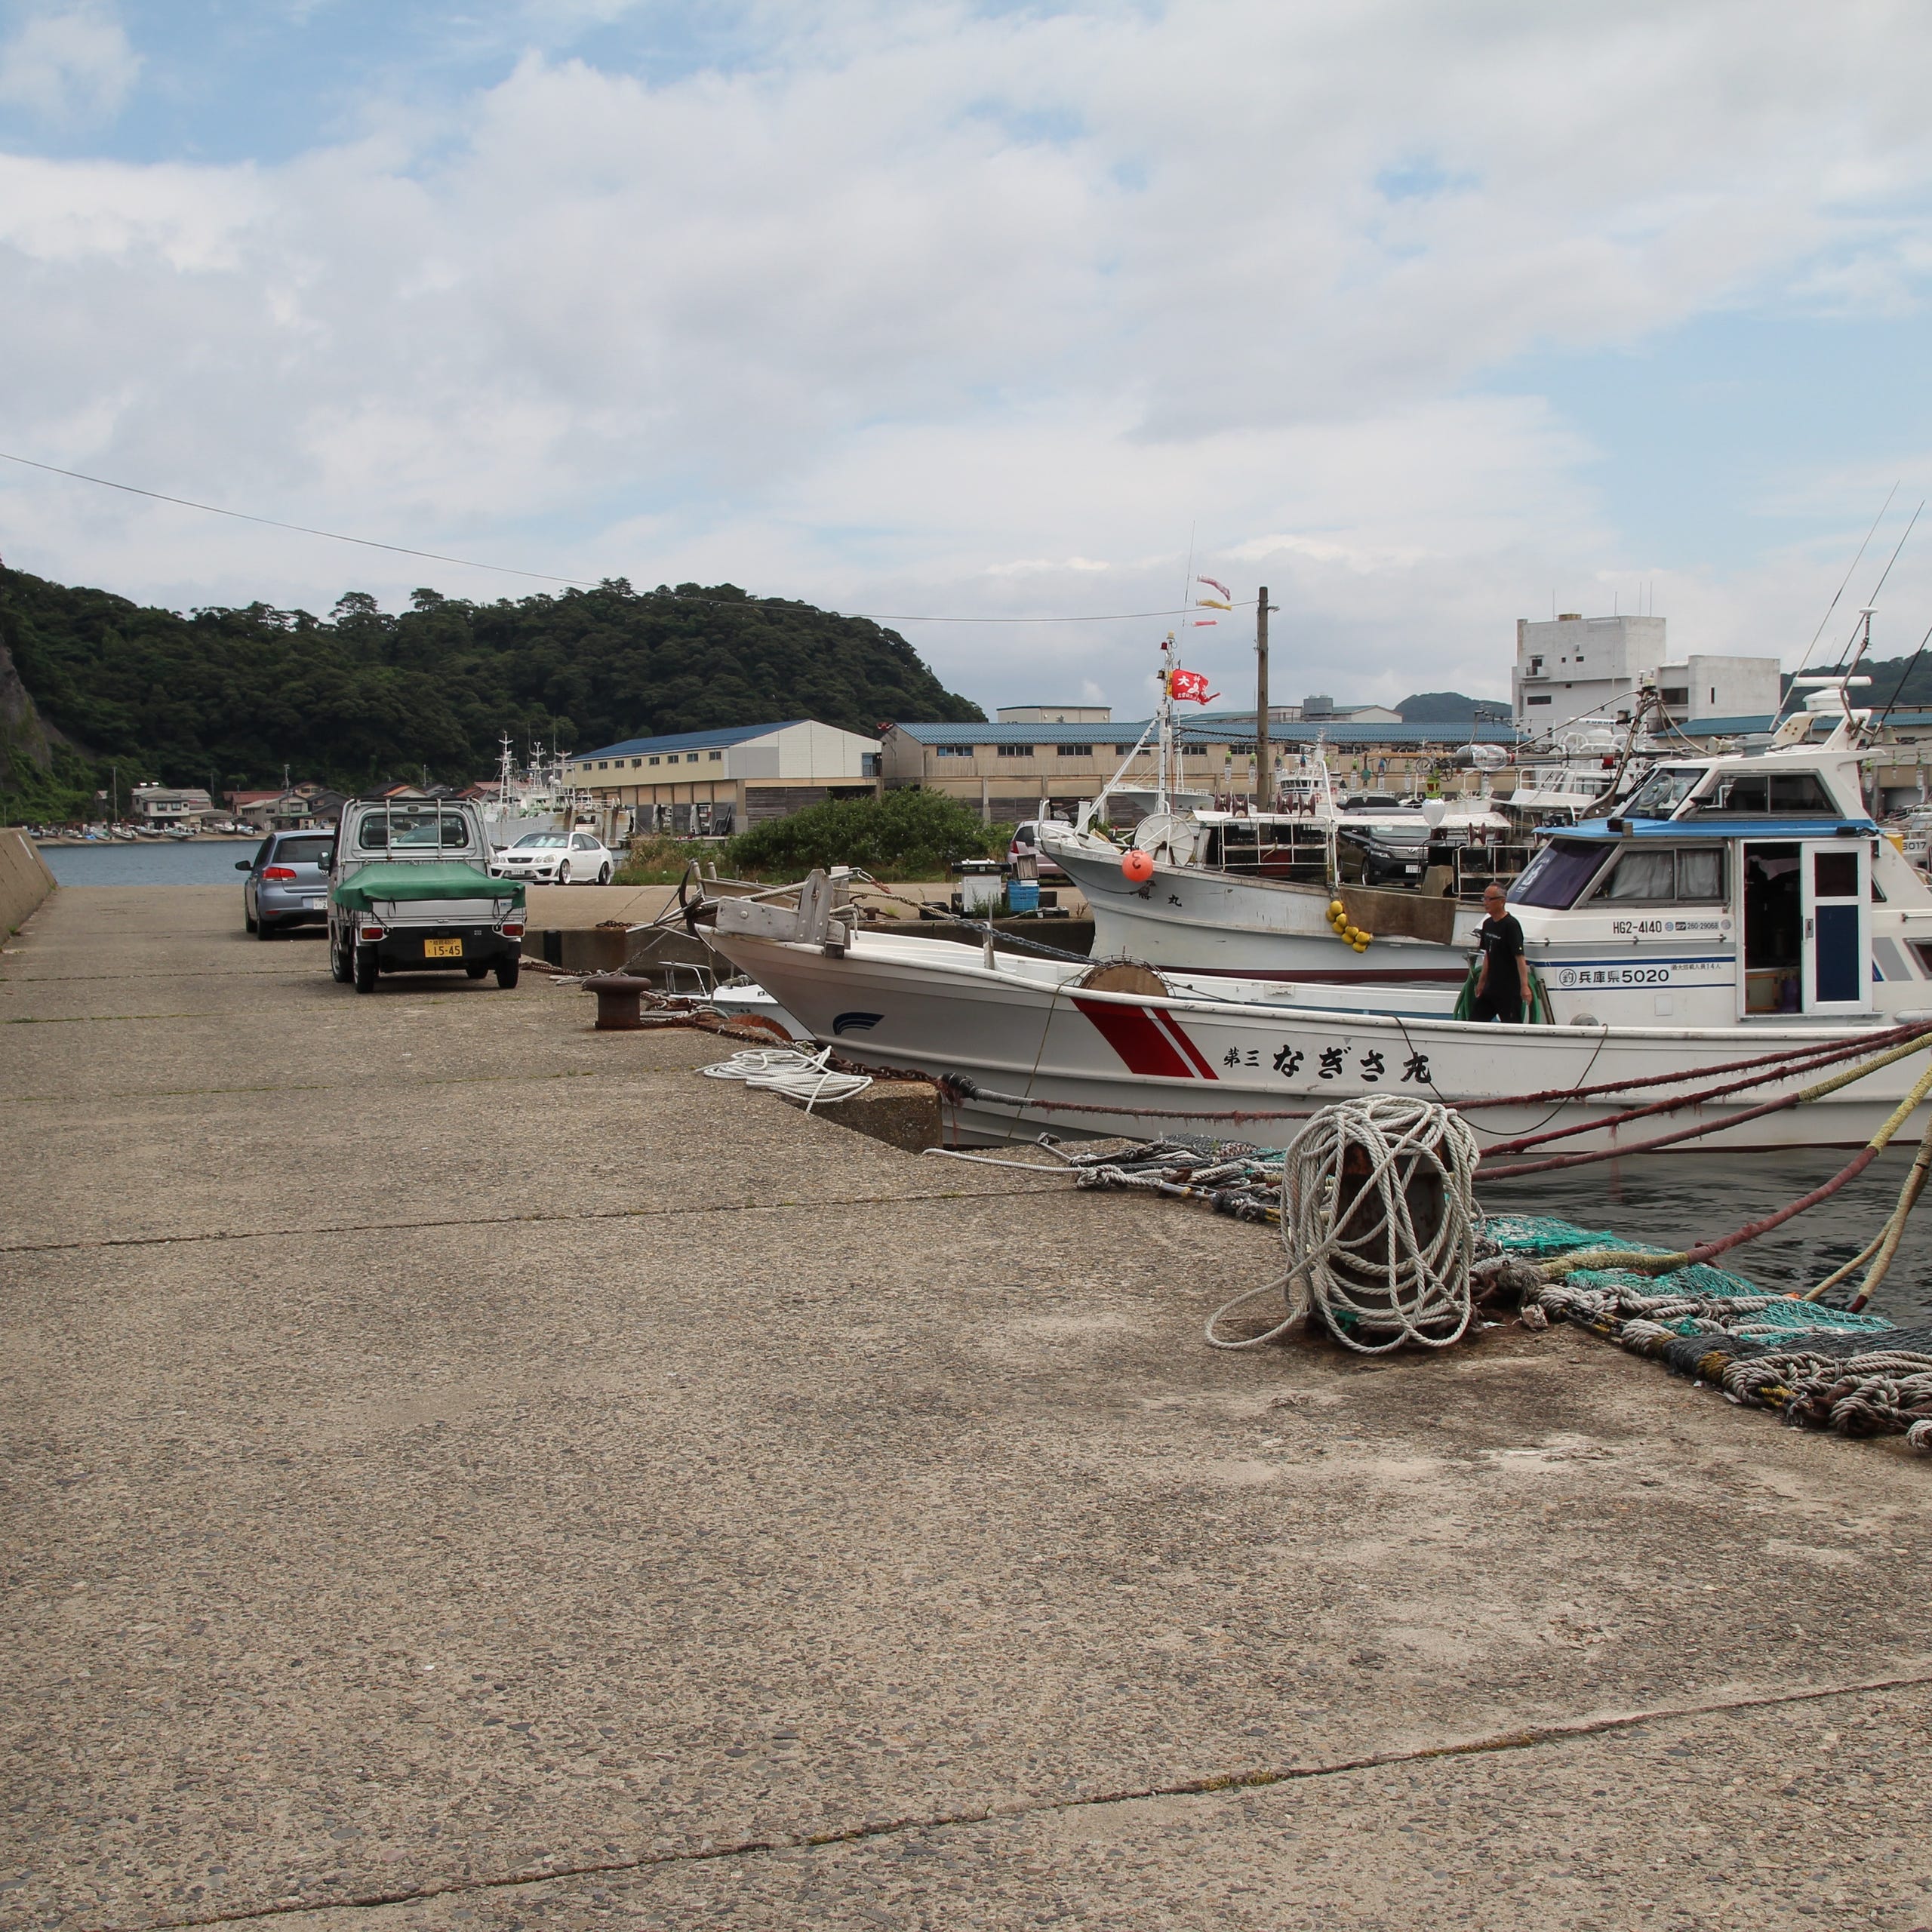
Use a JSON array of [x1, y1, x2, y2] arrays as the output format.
[[881, 715, 1521, 820], [567, 720, 881, 836]]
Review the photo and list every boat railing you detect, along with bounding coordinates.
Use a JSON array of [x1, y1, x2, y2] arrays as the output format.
[[1452, 841, 1538, 897], [1202, 817, 1334, 884]]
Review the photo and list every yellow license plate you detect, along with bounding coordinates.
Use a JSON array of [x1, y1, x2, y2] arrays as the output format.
[[423, 937, 464, 958]]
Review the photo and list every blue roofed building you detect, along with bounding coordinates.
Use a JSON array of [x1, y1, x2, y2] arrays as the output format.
[[881, 713, 1522, 819], [565, 720, 882, 836]]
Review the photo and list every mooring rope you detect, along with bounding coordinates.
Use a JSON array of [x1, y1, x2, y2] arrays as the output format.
[[1206, 1097, 1481, 1355], [1481, 1032, 1932, 1179], [1529, 1052, 1932, 1280]]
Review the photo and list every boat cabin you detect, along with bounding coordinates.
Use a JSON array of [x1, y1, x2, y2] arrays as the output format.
[[1505, 743, 1932, 1027]]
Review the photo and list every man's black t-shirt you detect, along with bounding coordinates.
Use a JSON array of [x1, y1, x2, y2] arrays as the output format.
[[1477, 912, 1525, 992]]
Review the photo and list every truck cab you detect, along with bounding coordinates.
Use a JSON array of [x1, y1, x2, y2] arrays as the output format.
[[325, 798, 527, 994]]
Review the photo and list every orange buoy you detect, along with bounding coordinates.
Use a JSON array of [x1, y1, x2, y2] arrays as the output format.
[[1121, 848, 1156, 883]]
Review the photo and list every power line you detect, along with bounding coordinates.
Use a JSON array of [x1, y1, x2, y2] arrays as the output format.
[[0, 448, 1249, 625]]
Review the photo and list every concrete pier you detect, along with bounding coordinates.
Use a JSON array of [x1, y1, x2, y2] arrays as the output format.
[[5, 884, 1930, 1930]]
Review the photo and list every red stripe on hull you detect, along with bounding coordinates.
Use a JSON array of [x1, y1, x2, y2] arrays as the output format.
[[1072, 997, 1192, 1078], [1148, 1008, 1219, 1079]]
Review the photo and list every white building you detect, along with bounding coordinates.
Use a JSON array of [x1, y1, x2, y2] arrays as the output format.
[[567, 719, 881, 835], [1513, 614, 1666, 728], [995, 704, 1112, 724], [1654, 654, 1783, 724], [1513, 614, 1783, 729]]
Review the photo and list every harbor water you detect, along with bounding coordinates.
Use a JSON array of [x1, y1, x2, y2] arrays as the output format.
[[1486, 1146, 1932, 1326], [35, 838, 260, 887]]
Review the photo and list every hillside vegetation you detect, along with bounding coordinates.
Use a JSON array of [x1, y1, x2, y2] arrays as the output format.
[[1395, 691, 1512, 724], [0, 569, 983, 817]]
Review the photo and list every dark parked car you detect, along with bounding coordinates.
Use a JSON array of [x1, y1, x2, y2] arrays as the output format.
[[1335, 824, 1432, 888], [238, 830, 335, 938]]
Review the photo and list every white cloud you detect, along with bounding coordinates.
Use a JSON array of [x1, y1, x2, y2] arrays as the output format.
[[0, 2, 138, 123], [2, 1, 1932, 713]]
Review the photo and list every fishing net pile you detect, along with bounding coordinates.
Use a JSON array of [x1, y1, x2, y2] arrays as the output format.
[[1481, 1214, 1932, 1451]]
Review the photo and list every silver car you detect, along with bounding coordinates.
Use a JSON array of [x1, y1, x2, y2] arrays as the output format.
[[238, 829, 335, 938]]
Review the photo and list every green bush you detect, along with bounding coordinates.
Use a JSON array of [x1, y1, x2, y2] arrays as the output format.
[[725, 789, 1007, 881], [612, 834, 719, 885]]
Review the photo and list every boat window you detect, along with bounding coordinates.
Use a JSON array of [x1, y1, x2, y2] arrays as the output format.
[[1508, 838, 1614, 909], [1678, 848, 1724, 900], [1702, 771, 1835, 814], [1596, 845, 1726, 902], [1601, 851, 1677, 900], [1621, 767, 1703, 817]]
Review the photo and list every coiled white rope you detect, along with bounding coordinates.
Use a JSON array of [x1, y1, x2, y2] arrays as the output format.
[[700, 1045, 873, 1112], [1207, 1096, 1480, 1355]]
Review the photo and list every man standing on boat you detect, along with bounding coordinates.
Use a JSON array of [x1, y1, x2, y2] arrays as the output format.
[[1474, 883, 1530, 1023]]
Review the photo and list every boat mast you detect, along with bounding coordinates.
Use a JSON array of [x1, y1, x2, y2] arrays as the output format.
[[1157, 633, 1177, 812]]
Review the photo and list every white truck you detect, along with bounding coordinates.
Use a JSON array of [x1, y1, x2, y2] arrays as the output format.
[[325, 797, 528, 994]]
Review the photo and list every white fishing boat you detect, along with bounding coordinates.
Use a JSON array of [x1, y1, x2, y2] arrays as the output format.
[[1035, 640, 1537, 983], [711, 689, 1932, 1153], [481, 734, 598, 848]]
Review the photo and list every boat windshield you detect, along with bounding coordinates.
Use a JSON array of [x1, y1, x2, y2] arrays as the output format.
[[1620, 766, 1705, 818], [1509, 838, 1615, 909]]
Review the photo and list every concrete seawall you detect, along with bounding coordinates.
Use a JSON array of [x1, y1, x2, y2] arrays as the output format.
[[0, 823, 54, 932]]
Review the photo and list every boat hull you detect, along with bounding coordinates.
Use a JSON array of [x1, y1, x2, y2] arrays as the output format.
[[1046, 832, 1478, 983], [714, 928, 1928, 1154]]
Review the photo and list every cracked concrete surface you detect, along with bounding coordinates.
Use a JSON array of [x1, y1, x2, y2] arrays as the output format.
[[3, 884, 1930, 1930]]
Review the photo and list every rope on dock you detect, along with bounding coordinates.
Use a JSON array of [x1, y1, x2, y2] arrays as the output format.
[[1207, 1097, 1481, 1355], [699, 1046, 874, 1112]]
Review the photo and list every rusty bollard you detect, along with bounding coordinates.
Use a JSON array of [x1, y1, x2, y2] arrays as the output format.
[[585, 972, 652, 1030]]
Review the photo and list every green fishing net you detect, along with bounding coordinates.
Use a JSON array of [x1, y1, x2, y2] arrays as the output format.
[[1478, 1213, 1894, 1337]]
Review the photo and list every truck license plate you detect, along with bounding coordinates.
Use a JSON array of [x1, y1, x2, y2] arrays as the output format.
[[423, 937, 463, 958]]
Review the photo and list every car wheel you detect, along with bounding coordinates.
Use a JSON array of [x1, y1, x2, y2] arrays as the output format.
[[353, 943, 379, 994], [465, 963, 488, 980], [557, 861, 571, 884], [495, 958, 520, 990], [597, 862, 611, 884], [244, 900, 257, 934], [255, 914, 278, 940], [330, 930, 351, 983]]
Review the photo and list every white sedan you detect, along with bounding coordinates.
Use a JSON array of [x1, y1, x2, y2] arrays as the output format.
[[491, 829, 617, 884]]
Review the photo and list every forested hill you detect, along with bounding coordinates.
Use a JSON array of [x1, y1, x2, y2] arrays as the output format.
[[0, 570, 984, 797], [1792, 654, 1932, 713], [1395, 691, 1512, 724]]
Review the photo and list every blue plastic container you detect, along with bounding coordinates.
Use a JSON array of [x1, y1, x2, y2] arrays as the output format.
[[1007, 879, 1041, 914]]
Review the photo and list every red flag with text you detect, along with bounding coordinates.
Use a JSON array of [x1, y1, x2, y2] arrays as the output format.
[[1168, 668, 1218, 703]]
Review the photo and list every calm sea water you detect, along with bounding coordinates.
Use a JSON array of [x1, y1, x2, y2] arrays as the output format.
[[1484, 1147, 1932, 1327], [37, 838, 262, 887]]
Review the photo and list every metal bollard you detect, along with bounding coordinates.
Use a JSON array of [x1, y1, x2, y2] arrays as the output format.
[[584, 972, 652, 1030]]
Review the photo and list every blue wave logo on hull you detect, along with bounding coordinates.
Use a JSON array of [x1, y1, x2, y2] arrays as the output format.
[[832, 1011, 883, 1035]]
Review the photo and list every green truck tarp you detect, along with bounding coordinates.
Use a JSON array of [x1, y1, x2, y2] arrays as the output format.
[[330, 863, 525, 914]]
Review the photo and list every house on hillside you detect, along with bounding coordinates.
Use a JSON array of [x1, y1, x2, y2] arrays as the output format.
[[567, 721, 882, 837], [132, 784, 217, 827], [226, 789, 316, 832]]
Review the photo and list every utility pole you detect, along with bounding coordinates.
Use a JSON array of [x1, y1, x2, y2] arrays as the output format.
[[1254, 587, 1271, 810]]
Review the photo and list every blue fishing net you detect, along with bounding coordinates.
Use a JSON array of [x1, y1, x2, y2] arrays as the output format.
[[1478, 1212, 1894, 1337]]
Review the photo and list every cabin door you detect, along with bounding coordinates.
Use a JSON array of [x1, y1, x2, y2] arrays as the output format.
[[1800, 841, 1871, 1015]]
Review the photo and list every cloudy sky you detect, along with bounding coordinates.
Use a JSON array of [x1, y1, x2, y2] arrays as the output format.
[[3, 0, 1931, 717]]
